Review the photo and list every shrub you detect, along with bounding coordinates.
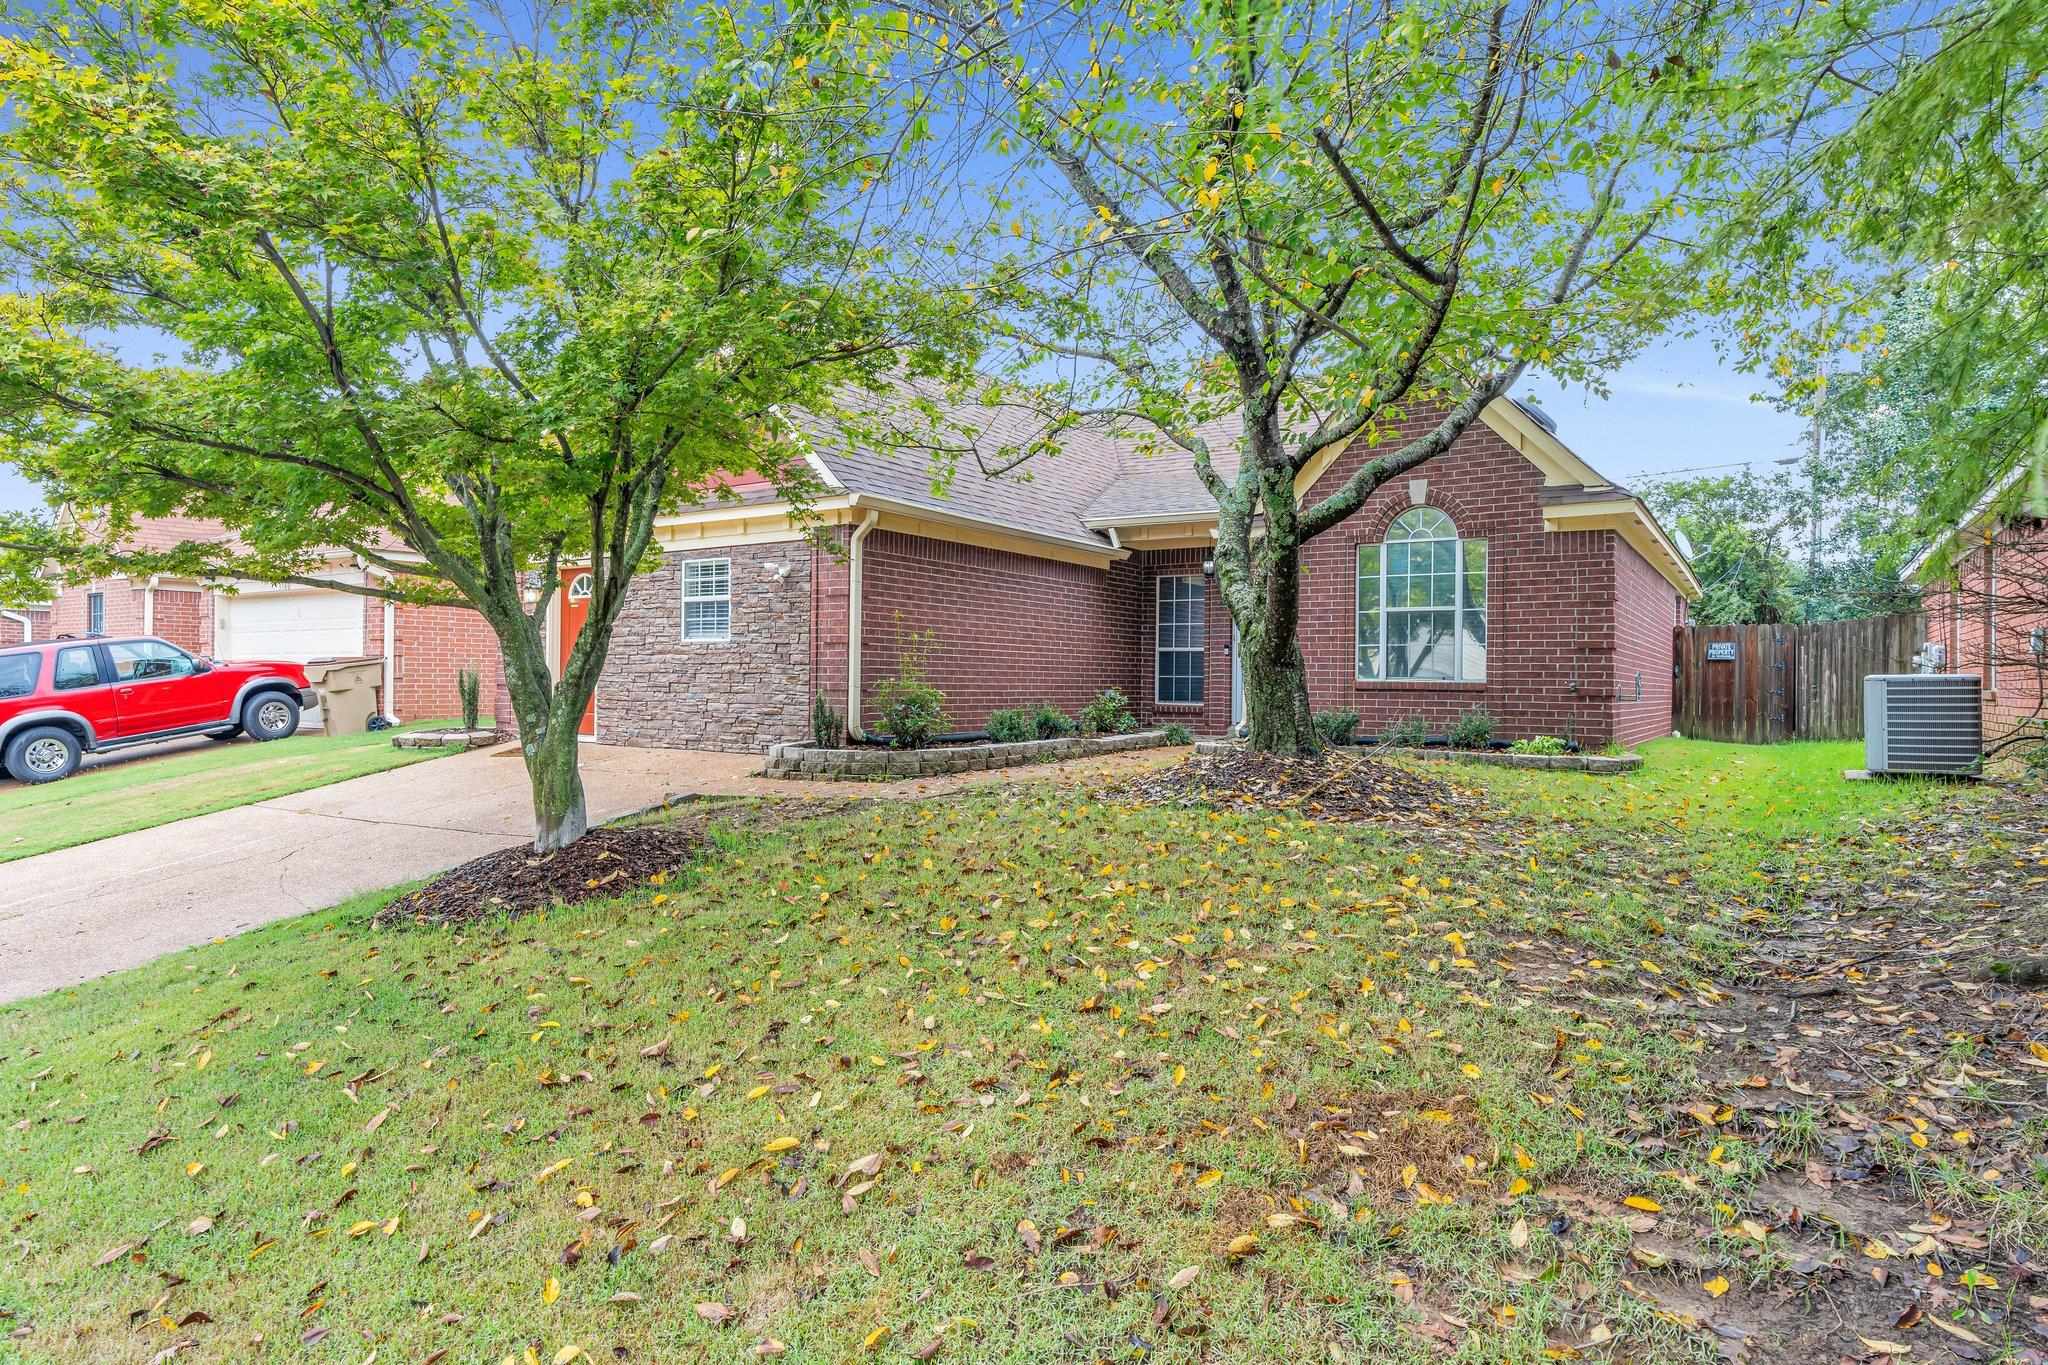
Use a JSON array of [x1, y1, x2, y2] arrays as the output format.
[[811, 691, 845, 748], [1384, 715, 1429, 747], [1162, 722, 1193, 745], [1079, 687, 1136, 736], [1312, 709, 1360, 747], [1032, 703, 1076, 739], [1449, 707, 1495, 749], [1508, 734, 1569, 755], [456, 668, 481, 732], [986, 708, 1034, 744], [874, 626, 947, 749], [874, 679, 946, 748]]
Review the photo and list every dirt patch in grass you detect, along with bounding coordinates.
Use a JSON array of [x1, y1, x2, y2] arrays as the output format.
[[1290, 1092, 1489, 1206], [372, 798, 859, 927], [1501, 780, 2048, 1361], [1106, 750, 1468, 824]]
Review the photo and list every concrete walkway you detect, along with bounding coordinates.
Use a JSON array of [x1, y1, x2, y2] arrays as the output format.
[[0, 742, 1181, 1003]]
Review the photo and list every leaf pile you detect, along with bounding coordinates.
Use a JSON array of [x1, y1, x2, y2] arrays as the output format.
[[1106, 749, 1465, 823]]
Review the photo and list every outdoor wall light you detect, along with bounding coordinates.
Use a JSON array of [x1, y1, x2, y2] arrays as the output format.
[[1201, 558, 1215, 577]]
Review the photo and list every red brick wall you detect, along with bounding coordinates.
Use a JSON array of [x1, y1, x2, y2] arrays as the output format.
[[856, 530, 1144, 733], [390, 602, 502, 723], [48, 578, 145, 639], [1924, 519, 2048, 747], [0, 607, 47, 645], [150, 587, 214, 655], [1294, 414, 1678, 747], [1612, 538, 1683, 748]]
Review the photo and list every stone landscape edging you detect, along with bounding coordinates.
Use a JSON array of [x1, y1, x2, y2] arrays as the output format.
[[764, 729, 1175, 780]]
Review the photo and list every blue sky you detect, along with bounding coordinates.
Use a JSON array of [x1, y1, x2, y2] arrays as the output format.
[[0, 331, 1809, 517]]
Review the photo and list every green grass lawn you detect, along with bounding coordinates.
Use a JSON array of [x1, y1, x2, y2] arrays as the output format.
[[0, 740, 2006, 1364], [0, 722, 467, 863]]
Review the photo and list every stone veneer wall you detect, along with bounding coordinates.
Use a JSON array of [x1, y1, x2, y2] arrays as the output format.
[[594, 542, 814, 753]]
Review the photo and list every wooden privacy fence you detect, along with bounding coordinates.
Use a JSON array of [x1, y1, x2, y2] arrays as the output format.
[[1673, 612, 1927, 743]]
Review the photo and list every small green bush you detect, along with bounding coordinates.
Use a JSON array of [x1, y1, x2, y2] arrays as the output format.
[[1384, 715, 1429, 747], [1079, 687, 1136, 736], [811, 691, 845, 748], [456, 668, 481, 732], [1032, 703, 1076, 739], [1449, 707, 1495, 749], [1507, 734, 1568, 755], [874, 679, 946, 748], [1162, 722, 1193, 745], [1312, 709, 1360, 747], [986, 708, 1034, 744], [873, 625, 947, 748]]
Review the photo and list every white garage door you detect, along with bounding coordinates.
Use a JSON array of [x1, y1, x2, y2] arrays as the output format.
[[220, 589, 365, 663]]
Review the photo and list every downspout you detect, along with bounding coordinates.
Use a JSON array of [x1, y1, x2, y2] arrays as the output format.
[[0, 608, 31, 642], [844, 508, 881, 740], [362, 561, 398, 722], [142, 574, 161, 634]]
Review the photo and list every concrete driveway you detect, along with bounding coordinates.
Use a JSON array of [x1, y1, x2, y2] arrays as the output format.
[[0, 740, 1182, 1005], [0, 743, 750, 1003]]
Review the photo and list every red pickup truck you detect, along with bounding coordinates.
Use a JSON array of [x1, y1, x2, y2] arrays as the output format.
[[0, 636, 317, 784]]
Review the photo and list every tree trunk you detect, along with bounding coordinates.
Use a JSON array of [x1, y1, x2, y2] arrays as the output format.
[[1232, 446, 1321, 758], [492, 607, 593, 853], [524, 714, 589, 853], [1241, 590, 1319, 756]]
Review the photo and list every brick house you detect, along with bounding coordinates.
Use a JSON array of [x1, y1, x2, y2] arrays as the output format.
[[30, 517, 501, 724], [1909, 468, 2048, 751], [0, 602, 50, 646], [534, 391, 1698, 752]]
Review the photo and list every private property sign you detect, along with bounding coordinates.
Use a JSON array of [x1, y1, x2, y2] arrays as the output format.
[[1705, 641, 1738, 662]]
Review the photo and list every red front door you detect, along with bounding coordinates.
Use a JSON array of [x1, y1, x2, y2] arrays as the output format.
[[560, 568, 596, 737]]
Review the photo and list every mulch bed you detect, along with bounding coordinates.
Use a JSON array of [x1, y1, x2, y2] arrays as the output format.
[[372, 797, 864, 929], [371, 824, 705, 928], [1105, 748, 1466, 823]]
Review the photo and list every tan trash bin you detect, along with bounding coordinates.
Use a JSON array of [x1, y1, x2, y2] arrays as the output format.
[[301, 657, 386, 736]]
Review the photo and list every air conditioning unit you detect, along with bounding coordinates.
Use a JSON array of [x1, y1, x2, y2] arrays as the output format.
[[1864, 674, 1982, 775]]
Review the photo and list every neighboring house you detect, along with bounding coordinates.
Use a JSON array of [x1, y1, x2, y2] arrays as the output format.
[[1908, 468, 2048, 749], [0, 603, 50, 646], [34, 517, 500, 724], [510, 389, 1699, 752]]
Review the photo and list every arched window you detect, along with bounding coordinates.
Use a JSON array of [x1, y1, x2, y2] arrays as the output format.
[[1357, 507, 1487, 682]]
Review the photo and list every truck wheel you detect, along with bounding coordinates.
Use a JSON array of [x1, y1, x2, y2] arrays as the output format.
[[4, 725, 83, 784], [242, 692, 301, 742]]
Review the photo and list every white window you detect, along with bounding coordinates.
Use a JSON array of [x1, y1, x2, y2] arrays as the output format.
[[681, 558, 731, 641], [1155, 575, 1205, 705], [87, 591, 104, 635], [1357, 507, 1487, 682]]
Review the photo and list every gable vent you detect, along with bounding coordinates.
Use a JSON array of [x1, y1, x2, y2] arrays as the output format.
[[1863, 674, 1982, 775]]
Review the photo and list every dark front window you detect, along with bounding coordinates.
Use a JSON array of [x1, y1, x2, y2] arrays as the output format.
[[0, 651, 37, 699], [86, 592, 104, 635], [1155, 575, 1206, 705], [53, 645, 101, 690]]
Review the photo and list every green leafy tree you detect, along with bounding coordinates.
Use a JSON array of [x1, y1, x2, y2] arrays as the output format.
[[922, 0, 1757, 755], [1645, 472, 1802, 624], [1718, 0, 2048, 566], [0, 0, 962, 849]]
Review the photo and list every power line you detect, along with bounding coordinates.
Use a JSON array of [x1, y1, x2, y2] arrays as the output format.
[[1625, 453, 1805, 484]]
